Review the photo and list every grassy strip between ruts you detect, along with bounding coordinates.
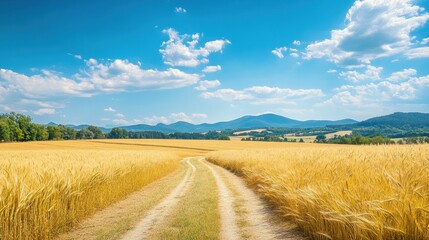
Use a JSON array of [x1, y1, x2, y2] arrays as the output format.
[[149, 158, 220, 240]]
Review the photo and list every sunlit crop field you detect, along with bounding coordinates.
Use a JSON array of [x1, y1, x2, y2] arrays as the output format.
[[0, 145, 180, 239], [207, 145, 429, 240]]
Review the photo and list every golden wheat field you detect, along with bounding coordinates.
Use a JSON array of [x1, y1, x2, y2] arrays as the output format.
[[0, 142, 180, 239], [207, 145, 429, 240]]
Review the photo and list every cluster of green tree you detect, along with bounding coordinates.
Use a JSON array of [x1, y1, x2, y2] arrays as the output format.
[[315, 134, 395, 145], [352, 127, 429, 138], [0, 113, 49, 142], [241, 135, 304, 143], [0, 113, 106, 142], [107, 127, 230, 140], [398, 137, 429, 144]]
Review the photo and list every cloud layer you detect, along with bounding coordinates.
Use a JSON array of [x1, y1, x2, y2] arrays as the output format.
[[305, 0, 429, 66]]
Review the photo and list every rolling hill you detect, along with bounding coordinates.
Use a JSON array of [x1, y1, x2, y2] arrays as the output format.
[[120, 113, 358, 133]]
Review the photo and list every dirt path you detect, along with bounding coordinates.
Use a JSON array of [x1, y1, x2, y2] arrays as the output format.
[[200, 158, 241, 240], [119, 158, 196, 240], [59, 156, 306, 240], [202, 159, 307, 240]]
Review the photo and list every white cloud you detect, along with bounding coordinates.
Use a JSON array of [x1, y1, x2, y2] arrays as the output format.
[[405, 47, 429, 59], [141, 116, 170, 125], [202, 65, 221, 73], [67, 53, 82, 60], [0, 68, 94, 98], [159, 28, 230, 67], [112, 119, 130, 125], [201, 88, 253, 101], [104, 107, 116, 112], [194, 80, 221, 91], [34, 108, 56, 115], [271, 47, 287, 59], [138, 112, 208, 125], [327, 69, 337, 73], [324, 72, 429, 106], [116, 113, 125, 118], [305, 0, 429, 66], [192, 113, 208, 119], [20, 99, 63, 108], [410, 75, 429, 86], [201, 86, 324, 104], [81, 58, 200, 92], [0, 59, 200, 100], [175, 7, 187, 13], [293, 40, 301, 45], [339, 65, 383, 82], [386, 68, 417, 82], [290, 48, 298, 52], [421, 37, 429, 45], [170, 112, 193, 122], [290, 52, 299, 58]]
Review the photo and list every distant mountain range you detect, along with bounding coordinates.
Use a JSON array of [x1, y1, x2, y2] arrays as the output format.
[[47, 112, 429, 134], [49, 113, 358, 133], [118, 114, 358, 133]]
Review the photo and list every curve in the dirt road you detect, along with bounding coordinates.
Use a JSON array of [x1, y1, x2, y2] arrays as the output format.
[[200, 159, 241, 240], [119, 158, 196, 240]]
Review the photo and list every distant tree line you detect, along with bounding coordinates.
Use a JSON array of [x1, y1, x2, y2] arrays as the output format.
[[107, 128, 230, 140], [0, 113, 230, 143], [398, 137, 429, 144], [241, 135, 304, 143], [315, 134, 395, 145]]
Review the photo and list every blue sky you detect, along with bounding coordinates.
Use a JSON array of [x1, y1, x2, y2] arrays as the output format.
[[1, 0, 429, 126]]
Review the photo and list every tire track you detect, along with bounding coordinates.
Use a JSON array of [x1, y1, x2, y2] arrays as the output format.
[[202, 158, 307, 240], [120, 158, 196, 240], [215, 163, 308, 240], [199, 158, 241, 240]]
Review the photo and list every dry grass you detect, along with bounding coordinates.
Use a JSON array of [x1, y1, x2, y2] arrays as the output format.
[[207, 145, 429, 240], [0, 148, 180, 239]]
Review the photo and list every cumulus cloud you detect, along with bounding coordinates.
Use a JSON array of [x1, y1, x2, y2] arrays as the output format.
[[0, 60, 200, 100], [271, 47, 288, 59], [104, 106, 116, 112], [386, 68, 417, 82], [170, 112, 193, 122], [405, 47, 429, 59], [327, 69, 338, 73], [290, 52, 299, 58], [34, 108, 56, 115], [0, 68, 94, 98], [305, 0, 429, 66], [67, 53, 82, 60], [139, 112, 208, 125], [175, 7, 187, 13], [202, 65, 221, 73], [159, 28, 230, 67], [293, 40, 301, 45], [116, 113, 125, 118], [20, 99, 63, 108], [194, 80, 221, 91], [201, 86, 324, 104], [324, 72, 429, 106], [80, 58, 200, 92], [421, 38, 429, 45], [191, 113, 208, 119], [339, 65, 383, 82]]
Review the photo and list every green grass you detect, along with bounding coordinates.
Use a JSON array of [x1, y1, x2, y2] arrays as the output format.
[[152, 159, 220, 240]]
